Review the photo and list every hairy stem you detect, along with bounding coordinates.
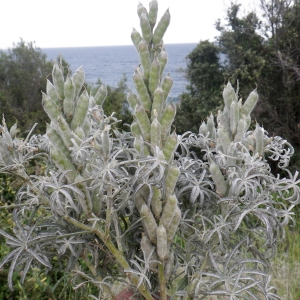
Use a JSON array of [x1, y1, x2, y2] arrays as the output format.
[[82, 250, 115, 299], [63, 215, 155, 300], [105, 178, 113, 236], [158, 263, 168, 300]]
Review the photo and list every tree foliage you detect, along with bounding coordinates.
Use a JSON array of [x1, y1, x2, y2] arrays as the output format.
[[0, 40, 53, 133], [174, 41, 224, 133], [176, 0, 300, 161]]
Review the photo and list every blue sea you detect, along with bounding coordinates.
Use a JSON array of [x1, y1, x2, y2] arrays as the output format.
[[42, 44, 197, 98]]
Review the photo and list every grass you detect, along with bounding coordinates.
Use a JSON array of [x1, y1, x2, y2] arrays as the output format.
[[270, 226, 300, 300]]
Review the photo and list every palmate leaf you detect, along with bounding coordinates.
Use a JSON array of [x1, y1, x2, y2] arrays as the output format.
[[177, 169, 215, 204], [0, 229, 23, 246], [0, 220, 53, 291], [197, 240, 268, 298], [20, 256, 33, 284], [26, 247, 52, 268], [42, 170, 83, 214]]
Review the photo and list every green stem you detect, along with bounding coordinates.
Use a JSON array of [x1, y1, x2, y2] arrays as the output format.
[[0, 203, 36, 210], [187, 240, 215, 298], [113, 213, 123, 252], [63, 215, 155, 300], [82, 251, 115, 299], [105, 165, 113, 236], [158, 263, 168, 300]]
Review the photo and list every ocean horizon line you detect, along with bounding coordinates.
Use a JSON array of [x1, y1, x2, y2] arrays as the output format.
[[41, 42, 197, 50], [1, 42, 198, 52]]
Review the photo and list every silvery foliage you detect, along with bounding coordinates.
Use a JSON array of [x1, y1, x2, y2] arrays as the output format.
[[0, 3, 299, 300]]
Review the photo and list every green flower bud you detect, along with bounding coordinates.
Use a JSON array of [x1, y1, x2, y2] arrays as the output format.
[[217, 110, 230, 135], [46, 124, 70, 159], [89, 95, 96, 109], [164, 249, 174, 280], [141, 203, 158, 243], [101, 125, 111, 158], [9, 123, 18, 139], [167, 207, 181, 242], [227, 143, 237, 167], [151, 117, 162, 148], [140, 12, 152, 44], [63, 74, 75, 122], [42, 92, 59, 121], [199, 121, 207, 136], [162, 131, 178, 164], [223, 81, 235, 110], [161, 194, 177, 230], [134, 136, 142, 153], [56, 115, 72, 148], [52, 61, 64, 100], [149, 56, 161, 96], [73, 126, 86, 142], [160, 101, 176, 141], [94, 84, 107, 106], [151, 186, 162, 219], [141, 234, 158, 270], [245, 134, 255, 152], [164, 162, 179, 200], [131, 28, 142, 51], [46, 79, 61, 106], [207, 113, 216, 140], [234, 115, 248, 143], [151, 87, 164, 121], [138, 40, 152, 80], [127, 90, 139, 112], [156, 224, 168, 260], [161, 73, 173, 102], [50, 145, 76, 183], [0, 124, 14, 165], [158, 48, 168, 77], [230, 99, 239, 137], [153, 9, 171, 46], [134, 184, 149, 213], [149, 0, 158, 29], [137, 1, 148, 19], [82, 118, 91, 138], [131, 121, 142, 138], [254, 123, 264, 155], [133, 69, 151, 112], [241, 89, 258, 117], [91, 189, 103, 217], [135, 104, 151, 142], [218, 126, 231, 155], [209, 159, 227, 197], [73, 66, 85, 99], [71, 90, 89, 130]]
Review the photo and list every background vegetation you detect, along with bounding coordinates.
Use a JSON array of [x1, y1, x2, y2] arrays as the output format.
[[174, 0, 300, 170]]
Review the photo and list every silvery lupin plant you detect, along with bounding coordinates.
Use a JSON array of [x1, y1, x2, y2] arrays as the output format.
[[0, 1, 299, 299]]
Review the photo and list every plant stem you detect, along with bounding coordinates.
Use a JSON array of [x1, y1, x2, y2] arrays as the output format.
[[82, 251, 115, 299], [158, 263, 168, 300], [105, 177, 113, 236], [63, 215, 155, 300]]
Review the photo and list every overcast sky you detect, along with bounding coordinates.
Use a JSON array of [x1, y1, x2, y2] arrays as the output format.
[[1, 0, 260, 49]]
